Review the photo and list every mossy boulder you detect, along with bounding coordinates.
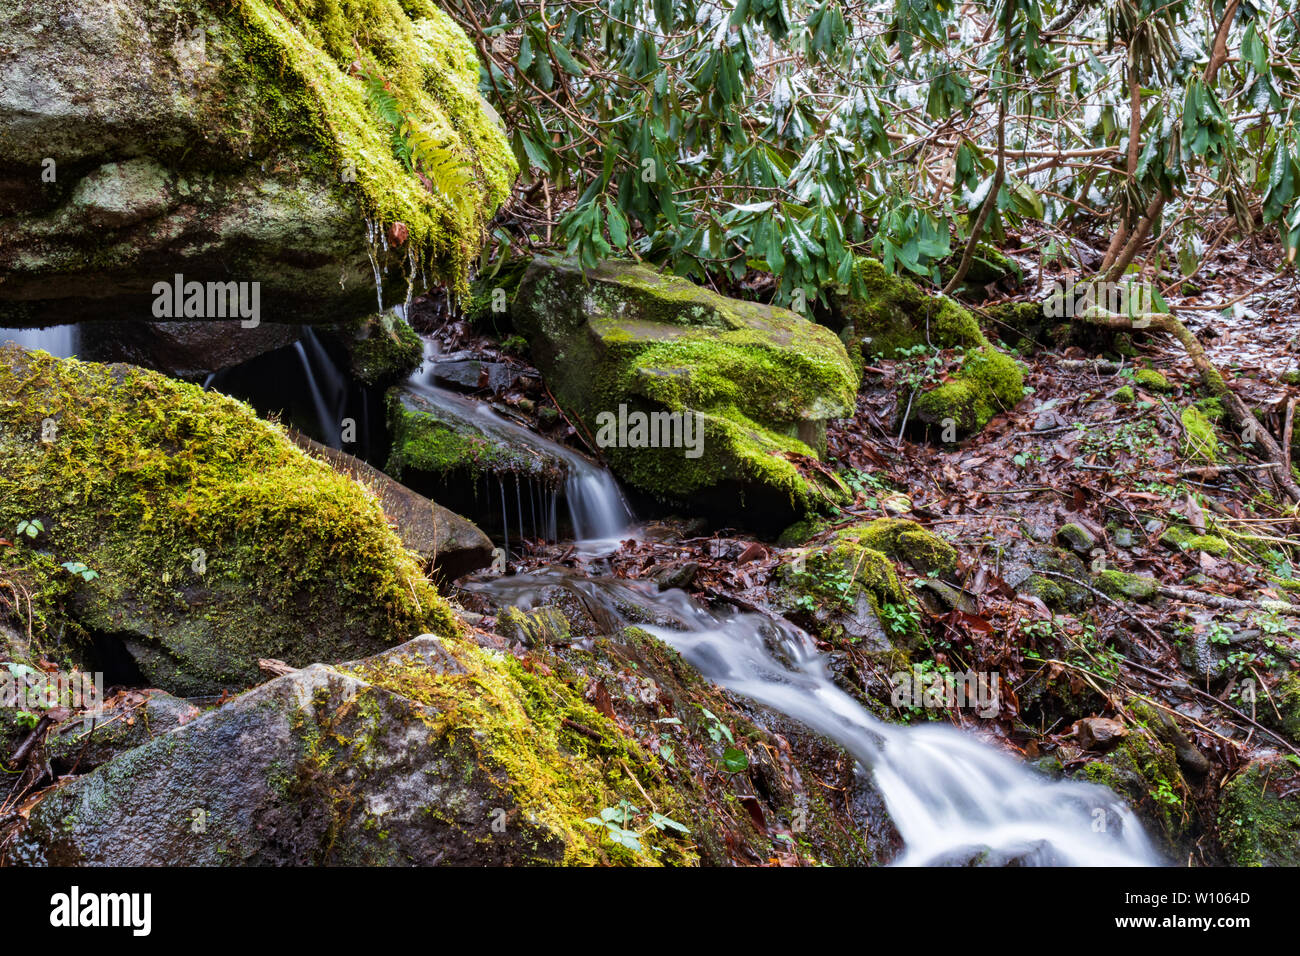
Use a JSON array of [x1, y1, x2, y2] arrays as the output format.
[[12, 635, 697, 865], [0, 347, 455, 695], [773, 522, 925, 651], [1095, 569, 1160, 602], [1218, 756, 1300, 866], [513, 257, 859, 530], [0, 0, 515, 325], [833, 258, 1024, 436]]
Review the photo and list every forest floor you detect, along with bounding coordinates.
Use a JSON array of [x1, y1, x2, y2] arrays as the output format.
[[427, 231, 1300, 864]]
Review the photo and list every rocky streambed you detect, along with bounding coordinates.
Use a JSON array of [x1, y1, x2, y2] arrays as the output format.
[[2, 0, 1297, 869]]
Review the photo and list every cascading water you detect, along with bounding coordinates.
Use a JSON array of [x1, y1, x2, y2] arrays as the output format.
[[4, 318, 1159, 865], [465, 568, 1160, 867], [406, 340, 634, 545]]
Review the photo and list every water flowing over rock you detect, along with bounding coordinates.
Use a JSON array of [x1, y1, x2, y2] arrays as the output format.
[[513, 257, 859, 531], [0, 0, 516, 325]]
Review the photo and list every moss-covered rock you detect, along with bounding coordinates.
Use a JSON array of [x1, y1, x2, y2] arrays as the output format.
[[834, 258, 1024, 436], [1218, 756, 1300, 866], [12, 635, 697, 865], [1073, 704, 1196, 857], [939, 242, 1021, 289], [513, 257, 859, 530], [1134, 369, 1173, 393], [0, 347, 455, 694], [1160, 525, 1231, 557], [386, 386, 568, 488], [0, 0, 516, 325], [1056, 522, 1097, 554], [1095, 569, 1160, 602], [1113, 385, 1136, 404], [773, 522, 923, 651]]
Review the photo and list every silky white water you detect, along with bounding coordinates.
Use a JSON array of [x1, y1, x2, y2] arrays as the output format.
[[468, 568, 1160, 867], [407, 340, 634, 544]]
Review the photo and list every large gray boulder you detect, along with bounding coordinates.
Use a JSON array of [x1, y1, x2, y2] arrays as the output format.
[[11, 636, 696, 866], [0, 0, 515, 325]]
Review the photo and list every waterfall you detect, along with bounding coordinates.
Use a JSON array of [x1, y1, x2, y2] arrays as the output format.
[[405, 341, 634, 545], [465, 569, 1160, 867], [0, 325, 81, 358]]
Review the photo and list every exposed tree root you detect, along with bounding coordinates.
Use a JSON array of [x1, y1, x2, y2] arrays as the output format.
[[1075, 306, 1300, 506]]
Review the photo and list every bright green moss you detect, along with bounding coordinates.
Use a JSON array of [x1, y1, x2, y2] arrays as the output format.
[[1113, 385, 1136, 404], [834, 518, 958, 576], [225, 0, 516, 292], [1180, 405, 1219, 463], [1160, 525, 1231, 557], [1134, 368, 1173, 393], [0, 347, 454, 691], [515, 258, 858, 512], [1095, 569, 1160, 601], [347, 637, 696, 865], [837, 258, 1024, 434]]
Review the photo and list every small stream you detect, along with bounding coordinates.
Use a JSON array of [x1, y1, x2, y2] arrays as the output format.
[[2, 321, 1160, 866]]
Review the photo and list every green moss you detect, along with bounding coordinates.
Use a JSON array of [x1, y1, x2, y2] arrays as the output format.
[[329, 311, 423, 386], [0, 347, 454, 691], [774, 524, 920, 648], [1056, 522, 1097, 553], [515, 258, 858, 513], [1278, 673, 1300, 742], [836, 258, 1024, 435], [386, 388, 564, 485], [1077, 705, 1192, 851], [1134, 368, 1173, 393], [1113, 385, 1136, 404], [224, 0, 517, 292], [834, 519, 958, 576], [1218, 757, 1300, 866], [346, 638, 696, 865], [1180, 406, 1219, 463], [1160, 525, 1231, 557], [1095, 569, 1160, 602]]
